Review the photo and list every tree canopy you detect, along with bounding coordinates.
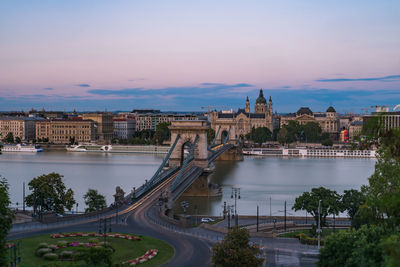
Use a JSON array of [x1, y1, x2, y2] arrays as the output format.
[[277, 121, 330, 144], [211, 226, 263, 267], [25, 172, 76, 214], [292, 187, 342, 226], [318, 127, 400, 266], [84, 189, 107, 213], [153, 122, 171, 145], [245, 127, 272, 144], [0, 177, 13, 266], [341, 189, 365, 221], [3, 132, 14, 143]]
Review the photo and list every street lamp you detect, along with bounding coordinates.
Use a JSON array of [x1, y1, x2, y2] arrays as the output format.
[[98, 218, 112, 248], [231, 187, 241, 226], [317, 200, 322, 249], [8, 241, 21, 267]]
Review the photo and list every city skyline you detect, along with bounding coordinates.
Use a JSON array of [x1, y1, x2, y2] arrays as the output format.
[[1, 1, 400, 112]]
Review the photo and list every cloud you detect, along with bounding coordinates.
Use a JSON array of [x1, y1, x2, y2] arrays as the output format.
[[75, 84, 91, 87], [88, 88, 142, 96], [43, 87, 53, 91], [200, 82, 253, 87], [87, 83, 256, 98], [316, 75, 400, 82]]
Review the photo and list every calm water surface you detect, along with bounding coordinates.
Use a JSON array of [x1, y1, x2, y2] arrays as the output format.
[[0, 152, 375, 216]]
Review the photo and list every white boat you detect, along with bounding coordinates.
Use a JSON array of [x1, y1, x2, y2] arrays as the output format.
[[243, 147, 376, 158], [2, 144, 43, 153], [66, 144, 112, 152]]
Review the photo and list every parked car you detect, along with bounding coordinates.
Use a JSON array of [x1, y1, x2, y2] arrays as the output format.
[[201, 217, 215, 223]]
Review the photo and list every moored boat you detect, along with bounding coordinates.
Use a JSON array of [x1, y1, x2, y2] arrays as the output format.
[[2, 144, 43, 153]]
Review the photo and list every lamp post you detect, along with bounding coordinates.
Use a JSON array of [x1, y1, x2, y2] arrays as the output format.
[[99, 217, 112, 248], [231, 187, 241, 226], [9, 241, 21, 267], [317, 200, 322, 250]]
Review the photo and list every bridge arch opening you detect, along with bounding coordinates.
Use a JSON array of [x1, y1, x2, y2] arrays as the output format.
[[180, 141, 192, 166], [221, 130, 229, 143], [239, 134, 245, 144]]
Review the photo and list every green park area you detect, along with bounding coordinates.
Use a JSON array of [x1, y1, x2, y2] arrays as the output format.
[[8, 232, 174, 267]]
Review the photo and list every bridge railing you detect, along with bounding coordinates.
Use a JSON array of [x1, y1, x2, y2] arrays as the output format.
[[144, 134, 181, 191], [170, 135, 199, 192]]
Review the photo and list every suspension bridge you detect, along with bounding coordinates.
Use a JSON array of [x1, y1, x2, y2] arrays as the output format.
[[128, 119, 241, 214]]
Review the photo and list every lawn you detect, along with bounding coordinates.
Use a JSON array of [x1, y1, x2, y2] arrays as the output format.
[[9, 232, 174, 267]]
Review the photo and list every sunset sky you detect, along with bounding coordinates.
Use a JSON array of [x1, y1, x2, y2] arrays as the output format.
[[1, 0, 400, 113]]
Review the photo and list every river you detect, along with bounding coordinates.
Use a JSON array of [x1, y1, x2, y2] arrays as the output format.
[[0, 152, 375, 216]]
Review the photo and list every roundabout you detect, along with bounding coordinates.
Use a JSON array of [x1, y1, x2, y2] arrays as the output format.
[[9, 232, 174, 266]]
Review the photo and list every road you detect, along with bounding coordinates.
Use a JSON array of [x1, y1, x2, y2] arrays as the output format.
[[9, 172, 212, 267], [8, 171, 319, 266]]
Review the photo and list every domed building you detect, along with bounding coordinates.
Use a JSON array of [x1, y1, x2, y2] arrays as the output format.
[[210, 89, 275, 143], [280, 106, 339, 140]]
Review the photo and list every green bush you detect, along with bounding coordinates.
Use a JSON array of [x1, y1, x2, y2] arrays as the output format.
[[48, 244, 58, 251], [296, 233, 323, 246], [38, 242, 49, 249], [88, 238, 99, 243], [43, 253, 58, 261], [57, 240, 68, 247], [59, 250, 74, 259], [37, 248, 52, 257]]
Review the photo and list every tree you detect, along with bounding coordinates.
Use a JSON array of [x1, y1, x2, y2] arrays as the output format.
[[341, 189, 365, 222], [246, 127, 272, 145], [25, 173, 75, 214], [277, 127, 288, 145], [302, 122, 322, 143], [363, 155, 400, 228], [292, 187, 342, 226], [207, 128, 216, 145], [381, 233, 400, 267], [153, 122, 171, 145], [4, 132, 14, 143], [318, 225, 388, 267], [211, 226, 263, 267], [321, 138, 333, 146], [0, 177, 13, 266], [15, 136, 21, 143], [84, 189, 107, 213]]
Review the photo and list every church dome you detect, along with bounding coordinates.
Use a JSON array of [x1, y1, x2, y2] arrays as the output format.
[[256, 89, 266, 104], [296, 107, 313, 116], [326, 106, 336, 113]]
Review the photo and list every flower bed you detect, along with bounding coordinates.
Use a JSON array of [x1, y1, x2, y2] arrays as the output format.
[[50, 232, 141, 241], [122, 249, 158, 266]]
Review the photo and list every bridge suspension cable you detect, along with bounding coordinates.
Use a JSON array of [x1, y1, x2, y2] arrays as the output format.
[[223, 126, 231, 144], [170, 135, 199, 192], [211, 126, 221, 147], [144, 134, 181, 191]]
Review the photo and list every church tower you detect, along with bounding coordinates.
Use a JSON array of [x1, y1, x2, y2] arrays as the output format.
[[268, 96, 273, 114], [254, 89, 267, 114], [245, 96, 250, 113]]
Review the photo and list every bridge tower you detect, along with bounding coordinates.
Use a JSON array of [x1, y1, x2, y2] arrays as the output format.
[[169, 120, 210, 169], [214, 121, 237, 145]]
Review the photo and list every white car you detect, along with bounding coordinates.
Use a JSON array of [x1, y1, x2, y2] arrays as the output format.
[[201, 217, 215, 223]]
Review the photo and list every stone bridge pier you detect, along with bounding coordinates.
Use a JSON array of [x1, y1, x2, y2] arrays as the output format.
[[168, 120, 210, 169]]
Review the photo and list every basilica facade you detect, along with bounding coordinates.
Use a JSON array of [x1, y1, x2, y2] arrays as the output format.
[[210, 89, 275, 142]]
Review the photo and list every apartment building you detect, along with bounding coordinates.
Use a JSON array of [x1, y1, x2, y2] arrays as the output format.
[[113, 118, 136, 140], [0, 117, 37, 141], [81, 113, 113, 143], [36, 119, 95, 144]]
